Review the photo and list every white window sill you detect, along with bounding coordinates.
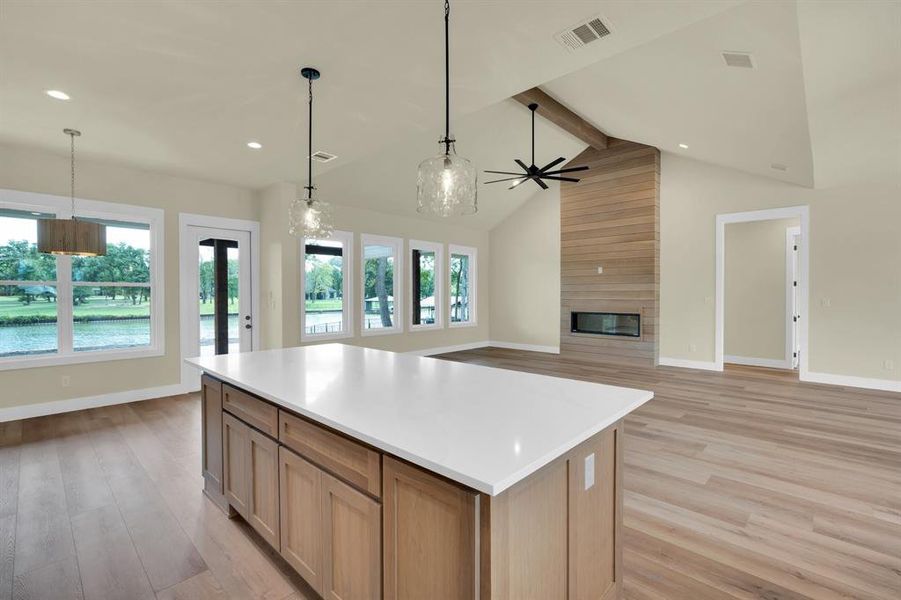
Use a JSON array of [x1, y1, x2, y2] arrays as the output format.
[[449, 320, 478, 329], [409, 324, 443, 332], [0, 345, 165, 372], [360, 327, 403, 337]]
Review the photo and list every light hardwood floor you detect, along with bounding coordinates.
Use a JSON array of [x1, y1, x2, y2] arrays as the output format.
[[436, 348, 901, 600], [0, 348, 898, 599]]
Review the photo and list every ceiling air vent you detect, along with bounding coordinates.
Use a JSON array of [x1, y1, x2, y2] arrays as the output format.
[[722, 51, 755, 69], [555, 15, 612, 52], [310, 150, 337, 163]]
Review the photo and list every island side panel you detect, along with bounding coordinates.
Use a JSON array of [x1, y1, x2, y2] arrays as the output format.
[[201, 374, 231, 514], [483, 420, 623, 600]]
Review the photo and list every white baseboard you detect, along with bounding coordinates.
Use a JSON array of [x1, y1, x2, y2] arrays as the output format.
[[657, 357, 721, 371], [802, 371, 901, 393], [489, 340, 560, 354], [724, 355, 793, 369], [0, 382, 194, 423], [407, 341, 491, 357]]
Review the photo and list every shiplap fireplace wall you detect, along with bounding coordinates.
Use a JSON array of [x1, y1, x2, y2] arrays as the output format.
[[560, 138, 660, 365]]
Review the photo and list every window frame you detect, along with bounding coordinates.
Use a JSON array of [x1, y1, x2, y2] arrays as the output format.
[[0, 189, 165, 371], [359, 233, 403, 337], [448, 244, 477, 328], [300, 229, 354, 342], [409, 239, 443, 331]]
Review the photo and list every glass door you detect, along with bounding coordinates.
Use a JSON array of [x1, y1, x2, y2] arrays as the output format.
[[185, 226, 252, 363]]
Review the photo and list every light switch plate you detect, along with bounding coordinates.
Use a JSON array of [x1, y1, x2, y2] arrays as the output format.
[[584, 453, 595, 490]]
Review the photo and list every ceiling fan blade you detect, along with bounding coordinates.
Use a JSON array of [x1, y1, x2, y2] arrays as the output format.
[[486, 176, 529, 184], [515, 159, 531, 173], [542, 165, 590, 176], [484, 170, 526, 176], [508, 178, 528, 190], [539, 157, 566, 172], [534, 177, 549, 190], [539, 175, 581, 183]]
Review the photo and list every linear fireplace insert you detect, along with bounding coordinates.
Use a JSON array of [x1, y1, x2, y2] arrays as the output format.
[[570, 312, 640, 337]]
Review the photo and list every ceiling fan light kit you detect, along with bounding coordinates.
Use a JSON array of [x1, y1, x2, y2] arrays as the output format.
[[37, 128, 107, 256], [485, 102, 589, 190], [289, 66, 335, 239], [416, 0, 478, 217]]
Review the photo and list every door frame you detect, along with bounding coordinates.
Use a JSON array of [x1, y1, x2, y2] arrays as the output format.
[[179, 213, 260, 390], [785, 225, 801, 369], [715, 205, 809, 376]]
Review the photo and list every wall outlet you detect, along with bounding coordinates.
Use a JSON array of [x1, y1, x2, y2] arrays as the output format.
[[689, 343, 697, 353], [884, 359, 895, 371], [704, 296, 713, 305], [584, 453, 595, 491], [61, 375, 71, 387], [821, 297, 832, 307], [596, 266, 603, 274]]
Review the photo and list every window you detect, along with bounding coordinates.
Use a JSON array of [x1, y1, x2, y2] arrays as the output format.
[[449, 245, 477, 327], [409, 240, 443, 330], [0, 191, 164, 370], [361, 234, 402, 336], [301, 230, 353, 340]]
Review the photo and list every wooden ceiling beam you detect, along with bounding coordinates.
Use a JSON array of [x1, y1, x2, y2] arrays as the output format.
[[513, 87, 608, 150]]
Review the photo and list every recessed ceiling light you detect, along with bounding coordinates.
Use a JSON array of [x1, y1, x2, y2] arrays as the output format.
[[246, 141, 262, 150], [46, 90, 70, 101], [678, 143, 689, 149]]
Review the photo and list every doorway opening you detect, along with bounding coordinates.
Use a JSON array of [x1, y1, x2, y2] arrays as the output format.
[[715, 206, 809, 377]]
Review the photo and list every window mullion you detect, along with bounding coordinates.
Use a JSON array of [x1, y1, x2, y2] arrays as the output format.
[[56, 255, 74, 354]]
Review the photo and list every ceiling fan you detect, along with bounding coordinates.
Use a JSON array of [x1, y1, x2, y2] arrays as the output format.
[[484, 103, 589, 190]]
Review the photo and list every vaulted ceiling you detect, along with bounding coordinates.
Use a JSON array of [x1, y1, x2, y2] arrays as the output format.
[[1, 1, 898, 230]]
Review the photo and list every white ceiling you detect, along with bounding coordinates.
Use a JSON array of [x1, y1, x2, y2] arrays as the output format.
[[1, 1, 897, 229]]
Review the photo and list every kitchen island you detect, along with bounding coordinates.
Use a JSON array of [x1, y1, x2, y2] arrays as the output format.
[[187, 344, 653, 600]]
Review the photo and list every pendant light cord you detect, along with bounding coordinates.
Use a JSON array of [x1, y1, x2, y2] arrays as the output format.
[[69, 131, 77, 220], [443, 0, 453, 155], [531, 106, 535, 166], [307, 76, 314, 201]]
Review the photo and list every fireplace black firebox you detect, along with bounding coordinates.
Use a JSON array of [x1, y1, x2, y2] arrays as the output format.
[[570, 312, 640, 337]]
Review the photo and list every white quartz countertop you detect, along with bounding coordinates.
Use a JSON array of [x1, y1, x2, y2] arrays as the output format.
[[186, 344, 653, 496]]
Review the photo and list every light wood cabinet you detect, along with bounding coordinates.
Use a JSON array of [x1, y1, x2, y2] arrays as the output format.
[[223, 383, 279, 437], [321, 472, 381, 600], [383, 456, 477, 600], [279, 447, 323, 595], [201, 375, 228, 511], [247, 428, 280, 549], [223, 412, 250, 518]]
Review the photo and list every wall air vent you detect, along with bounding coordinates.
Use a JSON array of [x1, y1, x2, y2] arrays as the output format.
[[310, 150, 337, 163], [722, 51, 755, 69], [555, 15, 612, 52]]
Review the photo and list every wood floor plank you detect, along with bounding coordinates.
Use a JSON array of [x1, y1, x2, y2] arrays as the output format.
[[0, 515, 14, 600], [436, 347, 901, 600], [154, 570, 226, 600], [12, 556, 83, 600], [70, 504, 155, 600]]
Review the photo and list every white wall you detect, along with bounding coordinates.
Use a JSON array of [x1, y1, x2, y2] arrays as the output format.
[[660, 152, 900, 383], [486, 151, 899, 387], [0, 143, 258, 410], [724, 218, 799, 363], [488, 192, 560, 349], [258, 183, 490, 354]]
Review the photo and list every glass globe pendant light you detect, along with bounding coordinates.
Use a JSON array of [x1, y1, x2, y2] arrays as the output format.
[[37, 129, 107, 256], [416, 0, 477, 217], [289, 67, 334, 238]]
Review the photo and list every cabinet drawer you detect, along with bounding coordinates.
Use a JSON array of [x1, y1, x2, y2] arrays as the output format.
[[223, 384, 278, 437], [279, 410, 381, 498]]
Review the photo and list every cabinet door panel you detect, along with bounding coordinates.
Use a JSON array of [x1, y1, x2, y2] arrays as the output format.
[[383, 457, 475, 600], [279, 447, 323, 595], [201, 375, 223, 495], [248, 428, 280, 549], [321, 473, 381, 600], [223, 413, 250, 518]]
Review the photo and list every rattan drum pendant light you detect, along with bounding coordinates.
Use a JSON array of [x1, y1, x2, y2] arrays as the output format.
[[37, 129, 106, 256]]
